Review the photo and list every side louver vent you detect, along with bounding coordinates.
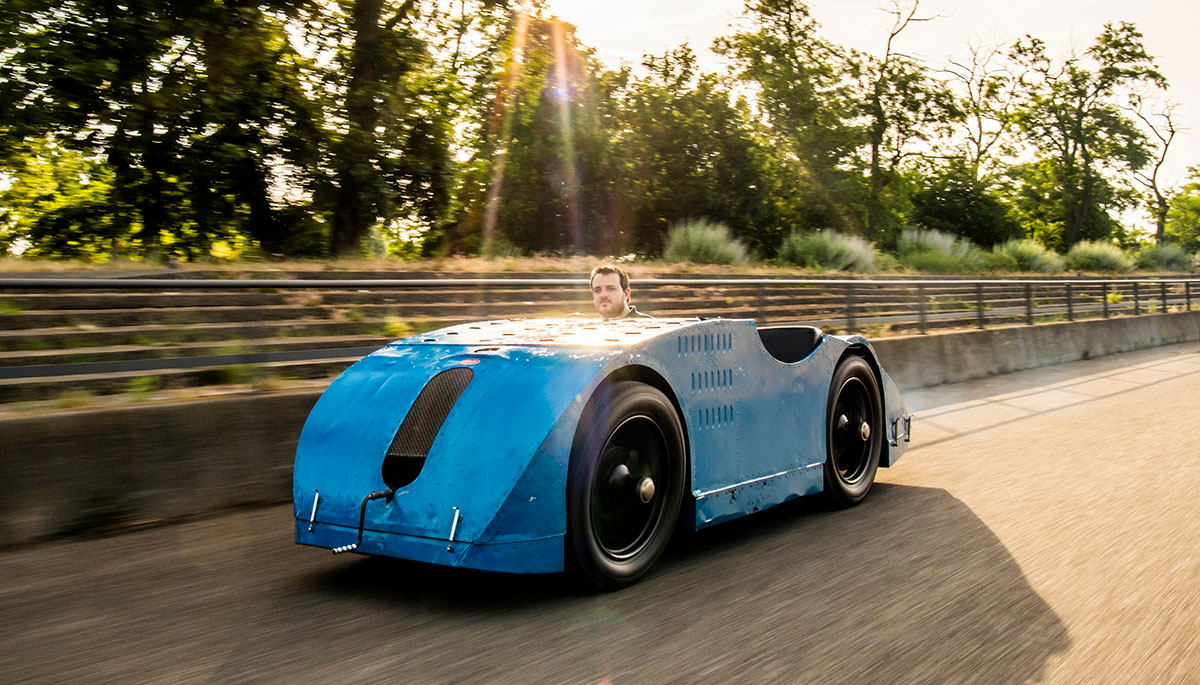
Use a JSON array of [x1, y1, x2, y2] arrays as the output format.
[[381, 367, 474, 489]]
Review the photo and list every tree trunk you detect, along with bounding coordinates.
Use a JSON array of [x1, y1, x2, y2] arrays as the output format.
[[329, 0, 386, 255]]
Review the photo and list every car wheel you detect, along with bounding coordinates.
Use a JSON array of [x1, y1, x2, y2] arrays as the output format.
[[567, 381, 685, 590], [823, 356, 883, 507]]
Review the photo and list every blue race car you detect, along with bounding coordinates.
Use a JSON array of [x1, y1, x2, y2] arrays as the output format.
[[293, 317, 911, 589]]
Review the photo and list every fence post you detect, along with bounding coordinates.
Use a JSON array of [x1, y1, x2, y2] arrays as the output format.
[[846, 282, 857, 333], [1161, 282, 1168, 312], [1066, 283, 1074, 321], [1188, 281, 1193, 312], [1025, 283, 1033, 325], [917, 283, 927, 334], [976, 282, 985, 329], [1134, 282, 1140, 315], [1102, 283, 1110, 318]]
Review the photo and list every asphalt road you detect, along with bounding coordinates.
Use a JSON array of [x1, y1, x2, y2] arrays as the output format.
[[3, 342, 1199, 684]]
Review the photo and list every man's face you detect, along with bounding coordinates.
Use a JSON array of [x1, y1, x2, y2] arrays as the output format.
[[591, 272, 630, 318]]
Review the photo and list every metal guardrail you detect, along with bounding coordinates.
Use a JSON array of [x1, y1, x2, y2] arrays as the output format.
[[0, 275, 1197, 381], [1, 275, 1197, 335]]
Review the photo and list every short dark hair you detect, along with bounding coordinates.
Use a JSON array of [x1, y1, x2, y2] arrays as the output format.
[[589, 264, 629, 291]]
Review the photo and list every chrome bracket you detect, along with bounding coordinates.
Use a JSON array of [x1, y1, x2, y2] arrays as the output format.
[[307, 490, 320, 532], [890, 415, 912, 446], [446, 507, 461, 552]]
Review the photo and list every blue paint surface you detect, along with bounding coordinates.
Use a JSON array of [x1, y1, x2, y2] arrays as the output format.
[[293, 317, 910, 573]]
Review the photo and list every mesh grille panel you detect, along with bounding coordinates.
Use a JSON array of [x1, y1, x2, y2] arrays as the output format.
[[387, 367, 474, 459]]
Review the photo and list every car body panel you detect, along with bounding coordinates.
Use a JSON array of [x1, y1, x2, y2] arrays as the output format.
[[293, 317, 910, 574]]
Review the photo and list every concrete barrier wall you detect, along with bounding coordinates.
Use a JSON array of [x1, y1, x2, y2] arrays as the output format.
[[870, 310, 1200, 390], [4, 310, 1200, 547], [0, 393, 319, 547]]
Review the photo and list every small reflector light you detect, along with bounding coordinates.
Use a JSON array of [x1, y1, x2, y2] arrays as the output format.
[[460, 359, 480, 366]]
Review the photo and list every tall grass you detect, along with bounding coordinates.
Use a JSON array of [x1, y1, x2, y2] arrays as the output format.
[[993, 239, 1065, 273], [1135, 243, 1192, 272], [897, 228, 974, 258], [896, 228, 980, 273], [776, 231, 875, 272], [1064, 241, 1133, 273], [662, 219, 748, 265]]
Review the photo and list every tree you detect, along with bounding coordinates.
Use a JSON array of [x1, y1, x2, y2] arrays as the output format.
[[1165, 168, 1200, 255], [0, 138, 115, 257], [1127, 96, 1181, 243], [1011, 22, 1166, 247], [911, 161, 1020, 247], [0, 0, 323, 259], [448, 12, 621, 256], [944, 41, 1025, 178], [854, 0, 961, 246], [715, 0, 866, 235], [607, 46, 780, 255]]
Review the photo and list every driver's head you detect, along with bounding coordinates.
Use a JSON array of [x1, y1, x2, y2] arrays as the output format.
[[590, 264, 631, 319]]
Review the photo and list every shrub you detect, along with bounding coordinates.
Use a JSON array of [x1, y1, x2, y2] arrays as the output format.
[[993, 239, 1065, 273], [1064, 241, 1133, 273], [900, 250, 978, 274], [662, 219, 748, 265], [776, 231, 875, 272], [1135, 243, 1192, 272], [382, 315, 412, 339], [482, 236, 523, 259], [895, 228, 981, 272], [362, 225, 389, 258], [977, 250, 1019, 273], [897, 228, 974, 258]]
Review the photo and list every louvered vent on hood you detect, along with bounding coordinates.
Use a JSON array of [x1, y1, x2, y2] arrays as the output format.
[[381, 367, 473, 489]]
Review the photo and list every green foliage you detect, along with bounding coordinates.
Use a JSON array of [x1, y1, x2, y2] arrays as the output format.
[[776, 231, 874, 272], [872, 251, 902, 272], [482, 237, 523, 259], [897, 228, 974, 258], [911, 163, 1021, 247], [896, 228, 982, 273], [662, 219, 748, 265], [1064, 241, 1134, 272], [126, 375, 161, 400], [1135, 243, 1192, 272], [993, 239, 1065, 273], [1011, 23, 1164, 247], [977, 250, 1019, 273], [0, 300, 21, 315], [362, 226, 390, 259], [1165, 171, 1200, 254], [0, 2, 1182, 268], [714, 1, 866, 237], [381, 315, 413, 339], [603, 46, 785, 255], [900, 250, 977, 274]]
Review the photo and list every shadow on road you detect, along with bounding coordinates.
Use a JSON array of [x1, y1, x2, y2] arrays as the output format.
[[285, 483, 1069, 683]]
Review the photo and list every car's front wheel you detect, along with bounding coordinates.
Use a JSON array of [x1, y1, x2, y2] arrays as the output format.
[[823, 356, 883, 507], [567, 381, 685, 591]]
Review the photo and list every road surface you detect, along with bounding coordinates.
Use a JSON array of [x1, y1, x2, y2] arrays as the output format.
[[3, 342, 1199, 683]]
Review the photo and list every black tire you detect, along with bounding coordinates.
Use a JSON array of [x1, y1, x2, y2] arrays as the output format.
[[823, 356, 883, 507], [567, 381, 685, 590]]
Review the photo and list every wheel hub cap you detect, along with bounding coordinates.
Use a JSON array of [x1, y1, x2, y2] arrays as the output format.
[[637, 477, 656, 503]]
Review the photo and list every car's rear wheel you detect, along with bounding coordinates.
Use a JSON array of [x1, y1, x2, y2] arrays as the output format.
[[567, 381, 685, 590], [823, 356, 883, 507]]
